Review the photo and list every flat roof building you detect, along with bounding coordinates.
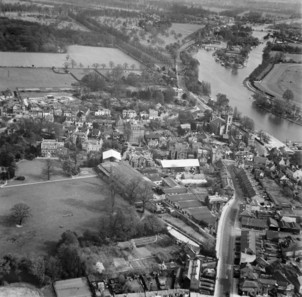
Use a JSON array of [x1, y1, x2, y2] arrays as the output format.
[[54, 278, 92, 297]]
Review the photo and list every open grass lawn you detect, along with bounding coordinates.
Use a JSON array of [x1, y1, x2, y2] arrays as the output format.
[[0, 176, 125, 256], [170, 23, 204, 37], [0, 68, 77, 90], [0, 45, 141, 69], [256, 63, 302, 107], [10, 159, 69, 185]]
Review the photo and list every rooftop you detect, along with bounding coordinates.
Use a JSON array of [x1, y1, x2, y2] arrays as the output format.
[[54, 278, 92, 297]]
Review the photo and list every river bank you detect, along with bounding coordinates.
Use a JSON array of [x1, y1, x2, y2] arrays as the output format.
[[193, 30, 301, 141], [243, 78, 302, 126]]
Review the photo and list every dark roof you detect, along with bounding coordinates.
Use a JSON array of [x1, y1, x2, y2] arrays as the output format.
[[254, 156, 267, 165], [266, 230, 279, 240], [242, 217, 267, 229], [168, 193, 197, 202], [210, 117, 225, 127], [164, 187, 187, 194], [186, 207, 216, 226], [176, 200, 203, 209], [163, 177, 178, 188]]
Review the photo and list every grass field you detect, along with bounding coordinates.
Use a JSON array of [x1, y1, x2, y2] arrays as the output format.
[[0, 174, 125, 256], [0, 45, 141, 68], [0, 68, 77, 90], [11, 159, 69, 185], [255, 63, 302, 107], [170, 23, 204, 37], [270, 52, 302, 62]]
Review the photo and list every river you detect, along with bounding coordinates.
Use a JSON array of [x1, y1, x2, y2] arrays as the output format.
[[195, 28, 302, 142]]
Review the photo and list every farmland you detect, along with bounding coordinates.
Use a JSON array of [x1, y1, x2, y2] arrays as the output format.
[[255, 63, 302, 107], [0, 68, 77, 90], [0, 175, 126, 256], [0, 45, 141, 68]]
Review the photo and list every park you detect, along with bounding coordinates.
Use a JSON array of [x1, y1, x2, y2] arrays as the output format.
[[255, 63, 302, 107], [0, 159, 125, 256]]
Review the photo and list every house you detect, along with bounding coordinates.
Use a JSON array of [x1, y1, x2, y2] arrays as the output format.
[[90, 129, 101, 139], [41, 139, 64, 157], [140, 111, 149, 119], [103, 149, 121, 162], [128, 150, 154, 168], [95, 108, 111, 117], [149, 109, 159, 119], [123, 109, 137, 119], [128, 123, 145, 144], [169, 142, 189, 159], [54, 278, 92, 297], [83, 139, 103, 153]]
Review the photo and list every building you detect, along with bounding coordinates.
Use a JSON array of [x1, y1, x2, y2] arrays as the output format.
[[161, 159, 200, 170], [209, 112, 233, 136], [54, 278, 92, 297], [95, 108, 111, 117], [84, 139, 103, 153], [241, 217, 267, 230], [103, 149, 121, 162], [169, 143, 189, 159], [123, 109, 137, 118], [41, 139, 64, 157]]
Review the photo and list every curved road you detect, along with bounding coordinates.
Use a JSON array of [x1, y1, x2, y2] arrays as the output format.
[[215, 164, 242, 297]]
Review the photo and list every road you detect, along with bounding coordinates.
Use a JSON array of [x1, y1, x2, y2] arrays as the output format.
[[214, 165, 242, 297]]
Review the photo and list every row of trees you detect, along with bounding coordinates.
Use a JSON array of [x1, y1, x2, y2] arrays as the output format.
[[72, 12, 173, 67], [253, 91, 300, 119], [0, 17, 109, 52]]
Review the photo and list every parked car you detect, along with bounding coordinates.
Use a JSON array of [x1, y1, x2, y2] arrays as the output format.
[[15, 176, 25, 181]]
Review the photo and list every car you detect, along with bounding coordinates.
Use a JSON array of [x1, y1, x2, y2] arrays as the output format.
[[15, 176, 25, 181]]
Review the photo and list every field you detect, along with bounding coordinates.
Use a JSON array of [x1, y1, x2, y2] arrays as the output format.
[[255, 63, 302, 107], [170, 23, 204, 38], [0, 68, 77, 90], [5, 12, 90, 32], [0, 45, 141, 68], [270, 52, 302, 62], [0, 160, 124, 256]]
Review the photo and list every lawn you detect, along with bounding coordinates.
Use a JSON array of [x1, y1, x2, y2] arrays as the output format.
[[0, 68, 77, 90], [255, 63, 302, 107], [170, 23, 205, 37], [0, 45, 141, 68], [0, 176, 125, 256], [10, 159, 68, 185]]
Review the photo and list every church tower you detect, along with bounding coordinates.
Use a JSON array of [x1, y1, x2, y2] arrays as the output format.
[[225, 111, 233, 134]]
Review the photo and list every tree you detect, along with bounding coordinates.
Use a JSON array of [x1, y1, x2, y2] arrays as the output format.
[[136, 182, 153, 213], [79, 62, 84, 68], [10, 203, 31, 226], [240, 116, 255, 132], [92, 63, 99, 69], [81, 72, 107, 91], [62, 159, 76, 176], [101, 63, 106, 69], [291, 151, 302, 166], [252, 93, 268, 108], [42, 158, 53, 180], [283, 89, 294, 102], [257, 130, 270, 143], [273, 98, 287, 116], [201, 81, 211, 96], [123, 62, 128, 69], [231, 63, 238, 74], [109, 61, 115, 69], [70, 59, 77, 68], [57, 244, 86, 278], [131, 64, 136, 70]]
